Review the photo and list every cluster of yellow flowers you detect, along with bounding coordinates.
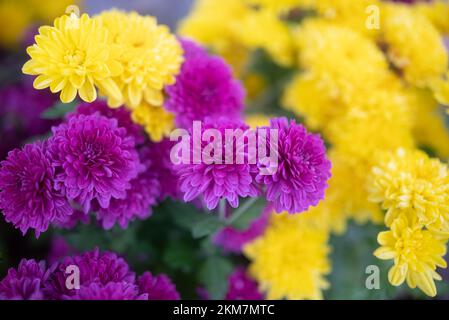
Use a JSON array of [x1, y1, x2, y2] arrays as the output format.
[[182, 0, 449, 298], [23, 10, 183, 141]]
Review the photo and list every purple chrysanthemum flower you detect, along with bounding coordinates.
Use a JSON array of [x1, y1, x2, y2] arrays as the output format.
[[0, 143, 73, 237], [225, 268, 264, 300], [96, 147, 160, 230], [148, 139, 181, 200], [0, 77, 57, 159], [213, 205, 271, 253], [68, 282, 147, 300], [257, 118, 331, 214], [45, 248, 135, 299], [175, 117, 259, 210], [138, 272, 180, 300], [0, 259, 50, 300], [48, 114, 141, 213], [69, 101, 145, 146], [165, 39, 245, 128]]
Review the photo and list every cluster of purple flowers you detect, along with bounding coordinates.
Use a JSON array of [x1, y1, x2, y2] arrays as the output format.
[[166, 39, 332, 214], [0, 248, 179, 300], [0, 101, 178, 236]]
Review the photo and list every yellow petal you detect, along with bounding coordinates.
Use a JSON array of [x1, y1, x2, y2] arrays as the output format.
[[22, 60, 39, 75], [79, 80, 97, 103], [127, 83, 143, 108], [97, 78, 122, 104], [388, 264, 407, 286], [69, 74, 86, 89], [373, 247, 395, 260], [144, 87, 164, 106], [60, 85, 77, 103], [50, 78, 67, 93], [33, 75, 52, 90], [416, 272, 437, 297]]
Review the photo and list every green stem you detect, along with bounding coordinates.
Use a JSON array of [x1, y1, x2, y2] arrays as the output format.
[[218, 199, 227, 221], [227, 197, 258, 225]]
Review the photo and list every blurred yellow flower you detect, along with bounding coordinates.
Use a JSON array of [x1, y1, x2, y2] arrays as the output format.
[[178, 0, 250, 76], [415, 0, 449, 35], [0, 1, 31, 48], [244, 213, 330, 300], [381, 4, 448, 86], [245, 114, 271, 129], [233, 9, 295, 67]]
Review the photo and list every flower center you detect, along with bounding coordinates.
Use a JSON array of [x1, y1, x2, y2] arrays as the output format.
[[64, 49, 86, 66]]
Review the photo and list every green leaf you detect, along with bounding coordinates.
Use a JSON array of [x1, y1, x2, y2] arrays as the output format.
[[230, 198, 266, 230], [160, 200, 203, 231], [163, 238, 196, 273], [192, 215, 224, 239], [198, 256, 233, 300], [41, 101, 77, 119]]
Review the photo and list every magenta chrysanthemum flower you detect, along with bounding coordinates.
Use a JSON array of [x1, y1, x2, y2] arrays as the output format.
[[225, 268, 264, 300], [69, 101, 145, 146], [213, 205, 271, 253], [68, 282, 147, 300], [0, 259, 49, 300], [48, 114, 141, 212], [0, 143, 73, 237], [257, 118, 331, 214], [45, 248, 135, 299], [0, 77, 57, 159], [138, 272, 180, 300], [175, 117, 259, 210], [96, 147, 160, 230], [165, 39, 245, 128], [148, 139, 180, 200]]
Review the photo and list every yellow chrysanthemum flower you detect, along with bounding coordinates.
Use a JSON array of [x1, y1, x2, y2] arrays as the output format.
[[244, 213, 331, 300], [131, 103, 175, 142], [96, 10, 183, 109], [178, 0, 251, 76], [22, 13, 123, 104], [374, 214, 447, 297], [233, 9, 295, 67], [294, 19, 392, 105], [381, 4, 448, 86], [368, 148, 449, 233], [282, 72, 347, 132], [326, 88, 414, 160]]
